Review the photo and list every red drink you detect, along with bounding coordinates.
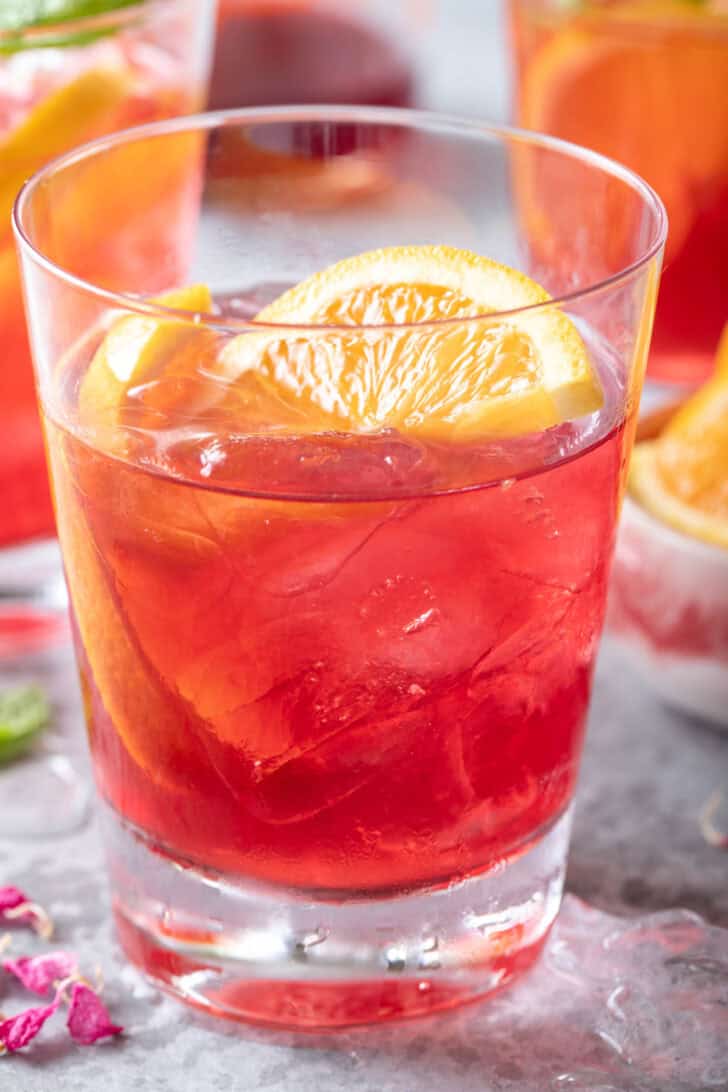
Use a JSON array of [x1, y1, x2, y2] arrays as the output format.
[[17, 111, 664, 1028], [47, 342, 623, 893], [211, 0, 414, 110]]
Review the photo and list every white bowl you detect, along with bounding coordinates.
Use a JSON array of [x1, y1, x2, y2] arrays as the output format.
[[608, 407, 728, 730]]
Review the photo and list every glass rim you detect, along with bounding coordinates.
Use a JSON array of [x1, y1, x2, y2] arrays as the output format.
[[12, 105, 668, 334], [0, 0, 169, 46]]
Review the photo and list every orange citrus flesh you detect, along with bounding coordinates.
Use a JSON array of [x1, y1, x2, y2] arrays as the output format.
[[79, 246, 602, 445], [217, 245, 602, 439], [516, 1, 728, 263], [79, 284, 214, 432], [630, 324, 728, 549]]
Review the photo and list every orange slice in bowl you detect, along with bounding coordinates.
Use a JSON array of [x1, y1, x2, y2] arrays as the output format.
[[630, 359, 728, 550], [218, 245, 602, 439]]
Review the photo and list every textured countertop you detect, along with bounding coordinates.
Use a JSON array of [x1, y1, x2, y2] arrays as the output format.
[[2, 4, 727, 1089], [2, 638, 726, 1092]]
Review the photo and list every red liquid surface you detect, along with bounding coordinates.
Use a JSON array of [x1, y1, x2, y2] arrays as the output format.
[[47, 380, 624, 894], [210, 1, 414, 110]]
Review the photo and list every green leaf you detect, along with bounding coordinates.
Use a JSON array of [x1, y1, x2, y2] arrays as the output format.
[[0, 1, 145, 31], [0, 685, 51, 765], [0, 1, 145, 52]]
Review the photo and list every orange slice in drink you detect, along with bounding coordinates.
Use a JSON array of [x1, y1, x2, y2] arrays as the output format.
[[219, 245, 602, 438], [630, 339, 728, 549], [66, 286, 221, 783], [71, 247, 600, 780], [79, 284, 214, 429], [517, 3, 728, 262], [52, 438, 215, 788]]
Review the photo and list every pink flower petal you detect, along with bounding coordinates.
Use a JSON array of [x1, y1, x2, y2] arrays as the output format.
[[0, 997, 60, 1053], [66, 983, 123, 1046], [3, 952, 77, 997], [0, 886, 53, 939], [0, 887, 26, 913]]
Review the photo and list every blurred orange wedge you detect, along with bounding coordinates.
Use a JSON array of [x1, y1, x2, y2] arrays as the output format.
[[518, 3, 728, 262], [219, 245, 602, 440], [630, 327, 728, 549]]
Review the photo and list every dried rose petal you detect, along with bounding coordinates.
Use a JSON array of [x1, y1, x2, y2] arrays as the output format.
[[0, 887, 53, 939], [0, 996, 60, 1054], [66, 983, 123, 1045], [3, 952, 77, 997], [0, 888, 25, 913]]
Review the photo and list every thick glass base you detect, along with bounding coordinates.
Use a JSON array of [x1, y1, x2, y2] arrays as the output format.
[[106, 804, 572, 1029]]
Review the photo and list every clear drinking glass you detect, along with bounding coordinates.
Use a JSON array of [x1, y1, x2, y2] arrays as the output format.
[[15, 108, 665, 1029], [509, 0, 728, 387], [0, 0, 216, 656]]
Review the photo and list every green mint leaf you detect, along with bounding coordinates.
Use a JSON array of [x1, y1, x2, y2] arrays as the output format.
[[0, 1, 144, 31], [0, 1, 145, 52], [0, 685, 51, 765]]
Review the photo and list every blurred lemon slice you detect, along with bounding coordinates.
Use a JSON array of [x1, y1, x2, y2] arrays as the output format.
[[630, 335, 728, 549], [219, 245, 602, 440], [0, 69, 132, 236]]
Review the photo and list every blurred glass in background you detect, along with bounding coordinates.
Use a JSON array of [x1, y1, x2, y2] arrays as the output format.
[[210, 1, 511, 119], [509, 0, 728, 387]]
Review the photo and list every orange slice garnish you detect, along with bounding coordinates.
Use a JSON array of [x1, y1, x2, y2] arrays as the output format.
[[218, 245, 602, 439], [69, 247, 602, 778]]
